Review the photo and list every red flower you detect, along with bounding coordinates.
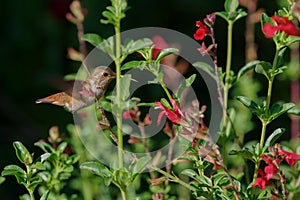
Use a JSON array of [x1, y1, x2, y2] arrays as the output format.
[[152, 35, 169, 60], [155, 99, 184, 125], [194, 20, 210, 41], [261, 154, 279, 180], [277, 149, 300, 166], [123, 110, 137, 120], [253, 169, 271, 189], [262, 16, 300, 38]]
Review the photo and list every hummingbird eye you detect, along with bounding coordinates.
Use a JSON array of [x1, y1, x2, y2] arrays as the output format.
[[102, 72, 109, 77]]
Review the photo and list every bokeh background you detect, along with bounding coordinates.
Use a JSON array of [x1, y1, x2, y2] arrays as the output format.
[[1, 0, 295, 198]]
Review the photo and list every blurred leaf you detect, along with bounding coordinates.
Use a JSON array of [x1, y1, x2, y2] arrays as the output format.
[[286, 35, 300, 46], [64, 73, 77, 81], [40, 190, 50, 200], [19, 194, 31, 200], [276, 47, 287, 68], [82, 33, 102, 47], [261, 13, 275, 27], [288, 105, 300, 116], [31, 162, 45, 171], [229, 148, 255, 162], [0, 176, 5, 185], [224, 0, 239, 12], [97, 36, 115, 59], [155, 48, 178, 61], [263, 128, 285, 152], [80, 161, 111, 179], [39, 153, 51, 163], [236, 60, 260, 81], [13, 141, 33, 165], [132, 156, 151, 174]]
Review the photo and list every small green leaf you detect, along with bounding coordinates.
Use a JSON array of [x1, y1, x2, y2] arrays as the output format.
[[255, 61, 272, 80], [288, 105, 300, 116], [13, 141, 33, 164], [229, 148, 255, 162], [31, 162, 45, 170], [269, 102, 295, 122], [40, 190, 50, 200], [57, 142, 68, 154], [236, 60, 261, 81], [261, 13, 275, 27], [159, 98, 172, 110], [236, 96, 259, 113], [121, 60, 146, 71], [82, 33, 102, 47], [120, 74, 132, 101], [0, 176, 5, 185], [123, 38, 153, 55], [34, 141, 55, 153], [155, 48, 178, 61], [181, 169, 211, 185], [132, 156, 151, 174], [286, 35, 300, 46], [80, 161, 111, 178], [263, 128, 285, 152], [177, 74, 196, 97], [193, 62, 216, 79], [19, 194, 31, 200], [224, 0, 239, 12], [1, 165, 26, 178]]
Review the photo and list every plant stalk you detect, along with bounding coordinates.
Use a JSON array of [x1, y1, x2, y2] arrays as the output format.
[[223, 21, 234, 126]]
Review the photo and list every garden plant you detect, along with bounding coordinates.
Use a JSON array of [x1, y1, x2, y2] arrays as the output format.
[[1, 0, 300, 199]]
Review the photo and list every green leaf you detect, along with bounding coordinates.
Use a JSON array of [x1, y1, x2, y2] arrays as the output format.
[[120, 74, 132, 101], [31, 162, 45, 171], [13, 141, 33, 164], [261, 13, 275, 27], [155, 48, 178, 61], [193, 62, 216, 79], [269, 102, 295, 122], [177, 74, 196, 97], [40, 190, 50, 200], [276, 47, 287, 68], [181, 169, 211, 186], [224, 0, 239, 12], [123, 38, 153, 55], [255, 61, 272, 80], [121, 60, 146, 71], [97, 36, 115, 59], [132, 156, 151, 174], [98, 99, 112, 112], [57, 142, 68, 154], [288, 105, 300, 116], [19, 194, 31, 200], [82, 33, 102, 47], [229, 148, 255, 162], [80, 161, 111, 178], [236, 96, 259, 113], [34, 141, 55, 153], [286, 35, 300, 46], [1, 165, 25, 176], [263, 128, 285, 152], [236, 60, 260, 81], [159, 98, 172, 109], [0, 176, 5, 185]]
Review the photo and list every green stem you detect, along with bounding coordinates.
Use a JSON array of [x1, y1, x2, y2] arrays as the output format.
[[153, 167, 197, 192], [160, 81, 173, 100], [260, 121, 267, 149], [115, 23, 124, 170], [223, 21, 234, 126], [120, 187, 127, 200]]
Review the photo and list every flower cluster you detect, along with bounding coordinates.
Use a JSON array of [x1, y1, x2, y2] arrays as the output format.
[[253, 144, 300, 189], [262, 16, 300, 38], [193, 14, 216, 41]]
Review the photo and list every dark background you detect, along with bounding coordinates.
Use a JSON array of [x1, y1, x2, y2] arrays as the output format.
[[0, 0, 290, 198]]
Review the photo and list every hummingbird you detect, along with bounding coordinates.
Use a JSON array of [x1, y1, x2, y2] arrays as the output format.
[[36, 66, 116, 112]]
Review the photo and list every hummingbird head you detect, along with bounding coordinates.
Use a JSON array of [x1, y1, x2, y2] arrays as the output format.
[[87, 66, 116, 96]]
